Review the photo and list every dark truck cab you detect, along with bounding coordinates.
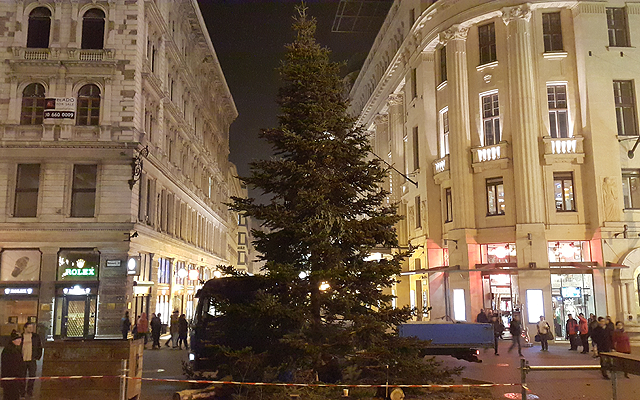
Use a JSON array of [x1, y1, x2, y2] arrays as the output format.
[[399, 321, 494, 362]]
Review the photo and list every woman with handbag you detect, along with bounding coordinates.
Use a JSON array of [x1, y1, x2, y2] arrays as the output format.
[[537, 315, 551, 352]]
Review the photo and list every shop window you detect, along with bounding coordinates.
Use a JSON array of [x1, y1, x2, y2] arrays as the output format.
[[1, 249, 42, 281], [76, 84, 101, 126], [175, 261, 186, 285], [623, 169, 640, 209], [444, 187, 453, 223], [14, 164, 40, 217], [26, 7, 51, 48], [157, 258, 171, 284], [547, 84, 568, 138], [478, 22, 496, 65], [57, 249, 99, 281], [453, 289, 466, 321], [542, 12, 563, 52], [553, 172, 576, 212], [20, 83, 46, 125], [548, 241, 591, 263], [613, 80, 637, 136], [486, 177, 505, 216], [482, 92, 500, 145], [526, 289, 545, 324], [439, 46, 447, 84], [607, 7, 630, 47], [81, 9, 106, 49], [551, 273, 595, 338], [439, 108, 449, 157], [481, 243, 516, 264], [70, 164, 97, 217]]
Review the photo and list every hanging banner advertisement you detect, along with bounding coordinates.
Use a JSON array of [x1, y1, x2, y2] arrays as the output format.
[[44, 97, 76, 121], [0, 249, 42, 281], [57, 249, 99, 281]]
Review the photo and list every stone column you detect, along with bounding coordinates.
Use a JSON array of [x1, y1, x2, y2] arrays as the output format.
[[374, 113, 391, 198], [388, 93, 405, 203], [621, 281, 629, 316]]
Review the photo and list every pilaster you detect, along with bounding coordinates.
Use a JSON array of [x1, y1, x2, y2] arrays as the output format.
[[387, 93, 405, 205]]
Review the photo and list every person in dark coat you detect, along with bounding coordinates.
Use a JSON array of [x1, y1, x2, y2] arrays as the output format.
[[508, 313, 523, 357], [592, 317, 613, 379], [21, 322, 43, 397], [491, 314, 505, 355], [566, 314, 579, 350], [121, 311, 131, 340], [476, 308, 489, 323], [150, 313, 162, 349], [612, 321, 631, 378], [2, 331, 26, 400], [177, 314, 189, 349]]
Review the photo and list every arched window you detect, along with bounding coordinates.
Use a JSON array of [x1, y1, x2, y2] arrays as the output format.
[[77, 84, 101, 126], [26, 7, 51, 48], [81, 9, 105, 50], [20, 83, 46, 125]]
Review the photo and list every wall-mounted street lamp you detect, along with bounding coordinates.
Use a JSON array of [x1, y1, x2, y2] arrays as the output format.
[[128, 145, 149, 189]]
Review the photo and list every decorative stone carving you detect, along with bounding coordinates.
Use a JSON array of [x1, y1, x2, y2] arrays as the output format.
[[388, 93, 404, 107], [603, 177, 620, 221], [374, 113, 389, 125], [438, 25, 469, 45], [502, 4, 532, 25]]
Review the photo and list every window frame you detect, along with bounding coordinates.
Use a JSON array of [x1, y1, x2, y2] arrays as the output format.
[[238, 232, 247, 246], [553, 171, 576, 212], [20, 83, 46, 125], [542, 12, 563, 52], [70, 164, 98, 218], [14, 164, 41, 218], [547, 83, 569, 138], [622, 169, 640, 209], [410, 68, 417, 99], [439, 107, 450, 158], [439, 46, 447, 84], [80, 8, 106, 50], [486, 177, 505, 216], [444, 187, 453, 223], [412, 126, 419, 171], [415, 195, 422, 229], [76, 84, 101, 126], [481, 91, 500, 146], [26, 7, 52, 49], [613, 80, 638, 137], [607, 7, 630, 48], [478, 22, 497, 65]]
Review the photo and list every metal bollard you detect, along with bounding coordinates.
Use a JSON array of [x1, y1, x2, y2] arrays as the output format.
[[520, 358, 528, 400], [120, 359, 129, 400]]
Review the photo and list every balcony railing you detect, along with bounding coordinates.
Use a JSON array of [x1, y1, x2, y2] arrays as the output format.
[[12, 47, 114, 61], [471, 142, 510, 172], [433, 154, 449, 174], [542, 136, 584, 164], [23, 49, 50, 60]]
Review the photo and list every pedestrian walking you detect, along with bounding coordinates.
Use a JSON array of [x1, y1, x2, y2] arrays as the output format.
[[612, 321, 631, 378], [165, 310, 179, 348], [491, 314, 505, 355], [136, 312, 149, 347], [578, 313, 589, 353], [566, 314, 579, 350], [121, 311, 131, 340], [476, 308, 489, 323], [1, 331, 26, 400], [21, 322, 42, 398], [150, 313, 162, 349], [592, 317, 613, 379], [588, 313, 599, 357], [508, 313, 523, 357], [177, 314, 189, 349], [537, 316, 551, 352]]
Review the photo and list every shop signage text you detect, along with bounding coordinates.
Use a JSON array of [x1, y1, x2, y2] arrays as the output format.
[[106, 260, 122, 267], [4, 288, 34, 295], [63, 286, 91, 295], [44, 98, 76, 121]]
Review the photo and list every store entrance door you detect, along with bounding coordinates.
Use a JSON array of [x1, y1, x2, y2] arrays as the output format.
[[61, 295, 97, 338], [482, 274, 519, 330], [551, 273, 595, 338]]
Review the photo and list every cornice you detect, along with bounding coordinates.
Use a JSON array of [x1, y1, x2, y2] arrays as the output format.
[[439, 24, 469, 45]]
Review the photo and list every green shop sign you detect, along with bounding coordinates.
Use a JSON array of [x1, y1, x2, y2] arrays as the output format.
[[57, 254, 98, 281]]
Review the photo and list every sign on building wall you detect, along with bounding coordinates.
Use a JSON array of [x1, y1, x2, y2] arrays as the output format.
[[0, 249, 41, 281], [44, 98, 76, 121], [57, 249, 99, 281]]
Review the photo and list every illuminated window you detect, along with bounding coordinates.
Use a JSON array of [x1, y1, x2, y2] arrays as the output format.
[[482, 92, 500, 145], [613, 80, 637, 136], [453, 289, 466, 321], [554, 172, 575, 212], [486, 177, 505, 216], [444, 187, 453, 223], [622, 169, 640, 209], [548, 84, 568, 138], [439, 108, 449, 157], [547, 241, 590, 263], [415, 196, 421, 229]]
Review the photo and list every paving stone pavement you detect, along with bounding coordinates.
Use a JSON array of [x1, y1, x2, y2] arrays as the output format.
[[436, 341, 640, 400]]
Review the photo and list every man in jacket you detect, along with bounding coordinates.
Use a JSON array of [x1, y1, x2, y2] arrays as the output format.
[[508, 313, 523, 357], [592, 317, 613, 379], [566, 314, 579, 350], [491, 314, 505, 355], [476, 308, 489, 323], [577, 313, 589, 354], [21, 322, 43, 397], [165, 310, 179, 348], [2, 331, 26, 400], [150, 313, 162, 349]]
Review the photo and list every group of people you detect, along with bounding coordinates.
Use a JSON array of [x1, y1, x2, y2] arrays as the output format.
[[120, 310, 190, 350], [0, 323, 43, 400], [476, 308, 521, 356], [566, 313, 631, 379]]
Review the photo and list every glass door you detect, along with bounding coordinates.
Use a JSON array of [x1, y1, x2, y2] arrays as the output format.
[[61, 295, 96, 338], [551, 273, 595, 338]]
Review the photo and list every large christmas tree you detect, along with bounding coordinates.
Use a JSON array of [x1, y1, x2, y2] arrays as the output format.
[[223, 5, 457, 390]]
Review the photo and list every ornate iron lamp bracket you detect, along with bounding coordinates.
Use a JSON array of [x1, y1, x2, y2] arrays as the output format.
[[128, 146, 149, 190]]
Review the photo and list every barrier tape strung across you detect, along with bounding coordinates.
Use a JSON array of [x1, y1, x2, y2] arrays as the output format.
[[0, 375, 523, 389]]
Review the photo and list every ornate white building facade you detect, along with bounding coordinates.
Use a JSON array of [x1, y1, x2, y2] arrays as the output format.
[[350, 0, 640, 339], [0, 0, 238, 339]]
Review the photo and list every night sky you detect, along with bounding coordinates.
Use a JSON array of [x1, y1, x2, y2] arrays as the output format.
[[197, 0, 378, 194]]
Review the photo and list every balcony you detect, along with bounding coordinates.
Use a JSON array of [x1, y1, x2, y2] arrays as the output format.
[[542, 136, 584, 164], [471, 141, 510, 173], [432, 154, 450, 184], [10, 47, 115, 62]]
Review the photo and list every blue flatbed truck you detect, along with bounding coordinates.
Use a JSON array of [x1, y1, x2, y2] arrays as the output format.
[[399, 322, 494, 362]]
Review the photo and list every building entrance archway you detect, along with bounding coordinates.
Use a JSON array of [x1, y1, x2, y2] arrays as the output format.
[[617, 249, 640, 322]]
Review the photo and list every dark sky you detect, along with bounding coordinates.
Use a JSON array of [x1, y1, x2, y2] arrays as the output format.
[[197, 0, 378, 192]]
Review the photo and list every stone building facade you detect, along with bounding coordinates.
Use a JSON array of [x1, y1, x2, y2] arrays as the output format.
[[0, 0, 238, 339], [350, 0, 640, 339]]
